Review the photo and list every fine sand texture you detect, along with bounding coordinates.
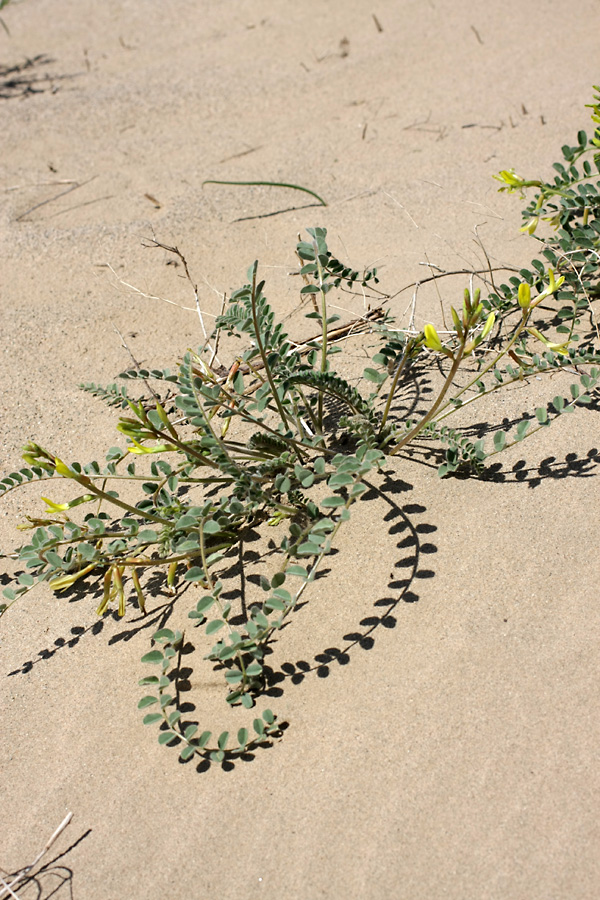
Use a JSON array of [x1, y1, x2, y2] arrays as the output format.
[[1, 2, 600, 898]]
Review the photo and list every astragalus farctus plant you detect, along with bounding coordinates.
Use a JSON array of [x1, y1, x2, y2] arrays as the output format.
[[1, 92, 600, 768]]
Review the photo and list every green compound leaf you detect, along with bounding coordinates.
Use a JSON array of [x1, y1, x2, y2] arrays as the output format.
[[328, 472, 353, 487], [137, 695, 159, 709], [153, 628, 176, 642], [141, 650, 164, 664], [363, 367, 388, 384], [203, 519, 221, 534], [185, 567, 205, 582], [17, 573, 34, 587], [286, 564, 308, 578], [252, 610, 269, 629], [297, 541, 322, 556], [198, 731, 212, 748], [265, 596, 286, 611], [158, 731, 177, 745], [321, 495, 345, 508], [142, 713, 163, 725], [493, 431, 507, 452], [225, 668, 244, 684], [271, 571, 286, 588], [196, 596, 216, 613], [180, 744, 196, 761]]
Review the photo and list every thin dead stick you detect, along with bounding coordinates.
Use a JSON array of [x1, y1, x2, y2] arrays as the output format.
[[425, 252, 448, 330], [4, 179, 80, 193], [0, 875, 20, 900], [105, 264, 202, 314], [473, 224, 500, 296], [0, 812, 73, 899], [48, 194, 114, 219], [386, 265, 519, 302], [142, 239, 222, 366], [111, 323, 161, 401], [382, 190, 420, 229], [218, 145, 263, 164], [15, 177, 97, 221], [327, 300, 380, 320], [408, 287, 418, 332], [202, 308, 386, 379], [208, 292, 227, 369]]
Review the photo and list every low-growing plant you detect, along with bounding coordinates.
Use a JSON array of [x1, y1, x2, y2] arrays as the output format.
[[2, 93, 600, 768]]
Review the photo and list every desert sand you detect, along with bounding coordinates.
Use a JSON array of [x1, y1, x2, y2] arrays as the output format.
[[1, 1, 600, 898]]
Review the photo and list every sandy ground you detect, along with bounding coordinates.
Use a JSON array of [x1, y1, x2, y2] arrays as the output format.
[[1, 1, 600, 898]]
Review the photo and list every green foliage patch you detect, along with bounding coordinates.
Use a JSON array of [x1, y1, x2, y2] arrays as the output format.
[[2, 94, 600, 768]]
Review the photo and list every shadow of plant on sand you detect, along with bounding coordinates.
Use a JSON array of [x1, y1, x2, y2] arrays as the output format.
[[3, 93, 600, 766]]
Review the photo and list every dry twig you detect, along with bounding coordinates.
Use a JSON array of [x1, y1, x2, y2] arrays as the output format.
[[0, 812, 73, 900]]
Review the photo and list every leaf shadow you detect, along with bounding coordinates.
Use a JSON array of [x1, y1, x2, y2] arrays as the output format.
[[6, 472, 435, 772], [163, 473, 436, 772], [264, 473, 434, 688], [0, 54, 81, 100]]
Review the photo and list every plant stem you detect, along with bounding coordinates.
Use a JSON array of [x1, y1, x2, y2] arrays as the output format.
[[199, 518, 248, 683], [389, 348, 465, 454], [379, 339, 415, 430], [66, 471, 171, 525], [313, 246, 329, 431], [432, 311, 530, 419]]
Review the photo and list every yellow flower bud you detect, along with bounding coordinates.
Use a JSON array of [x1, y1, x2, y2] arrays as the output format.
[[130, 567, 146, 614], [41, 494, 94, 512], [450, 306, 463, 338], [530, 269, 565, 308], [481, 312, 496, 339], [54, 458, 72, 478], [424, 323, 443, 352], [519, 218, 539, 235], [50, 563, 97, 593], [527, 328, 570, 355], [518, 283, 531, 308]]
